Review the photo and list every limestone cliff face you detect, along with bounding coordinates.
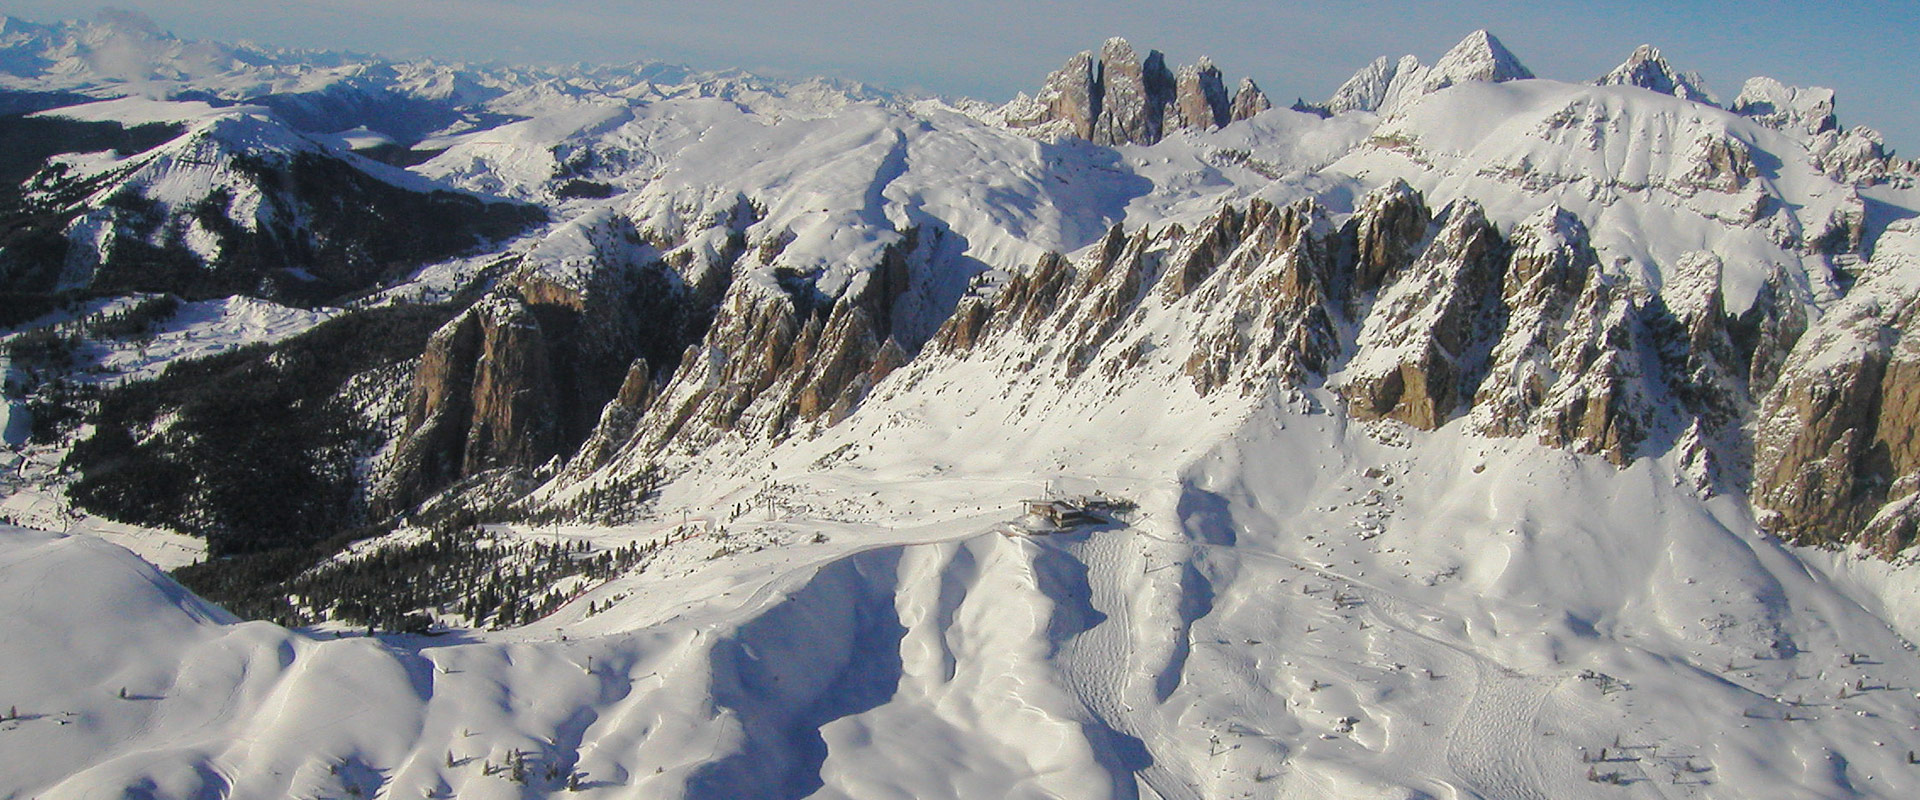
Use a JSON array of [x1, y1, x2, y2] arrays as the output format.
[[1467, 208, 1600, 442], [923, 195, 1340, 401], [1338, 200, 1508, 429], [1090, 38, 1175, 147], [1178, 199, 1340, 395], [1229, 78, 1271, 122], [379, 294, 557, 514], [921, 186, 1811, 490], [563, 227, 923, 501], [377, 203, 751, 514], [569, 358, 655, 476], [1754, 221, 1920, 552], [1029, 51, 1100, 141], [1009, 39, 1257, 146], [1345, 179, 1430, 299], [1173, 59, 1230, 131]]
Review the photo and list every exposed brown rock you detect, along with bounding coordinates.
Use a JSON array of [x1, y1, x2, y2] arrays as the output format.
[[1159, 204, 1245, 299], [928, 295, 992, 353], [1030, 50, 1101, 140], [1753, 313, 1893, 544], [1173, 58, 1230, 131], [1181, 199, 1339, 394], [1534, 277, 1652, 465], [463, 296, 560, 473], [1230, 77, 1271, 121], [1345, 179, 1431, 299], [1753, 230, 1920, 550], [1469, 207, 1596, 439], [378, 295, 559, 513], [1012, 40, 1255, 145], [1683, 133, 1760, 193], [1340, 200, 1507, 429], [1092, 38, 1176, 147], [570, 358, 656, 474]]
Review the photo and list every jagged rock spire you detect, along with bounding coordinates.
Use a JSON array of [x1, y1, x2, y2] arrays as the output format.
[[1031, 50, 1101, 140], [1090, 38, 1176, 146], [1007, 39, 1260, 145], [1174, 57, 1230, 130], [1317, 30, 1534, 117], [1597, 44, 1716, 104], [1230, 76, 1271, 121]]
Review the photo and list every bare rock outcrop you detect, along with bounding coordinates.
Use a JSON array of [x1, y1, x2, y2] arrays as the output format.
[[1344, 179, 1431, 299], [1007, 38, 1258, 146], [1810, 127, 1895, 185], [1317, 31, 1534, 117], [1023, 50, 1101, 140], [1230, 77, 1271, 121], [1468, 207, 1598, 440], [1754, 221, 1920, 551], [1732, 77, 1838, 137], [1596, 45, 1715, 104], [379, 294, 558, 514], [1173, 58, 1230, 131], [1180, 198, 1340, 395], [1681, 132, 1761, 193], [571, 228, 922, 490], [1091, 38, 1176, 147], [1338, 200, 1508, 429]]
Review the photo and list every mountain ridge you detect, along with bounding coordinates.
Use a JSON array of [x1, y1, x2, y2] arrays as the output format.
[[3, 19, 1920, 800]]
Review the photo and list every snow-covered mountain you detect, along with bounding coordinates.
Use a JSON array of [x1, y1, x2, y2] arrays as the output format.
[[4, 15, 1920, 800]]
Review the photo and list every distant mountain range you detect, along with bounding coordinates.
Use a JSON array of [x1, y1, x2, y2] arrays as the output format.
[[3, 15, 1920, 800]]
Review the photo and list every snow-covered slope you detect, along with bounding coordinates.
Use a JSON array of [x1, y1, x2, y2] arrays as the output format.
[[4, 18, 1920, 800], [12, 376, 1920, 799]]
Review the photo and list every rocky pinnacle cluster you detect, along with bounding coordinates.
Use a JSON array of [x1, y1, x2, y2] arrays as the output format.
[[1004, 37, 1271, 146]]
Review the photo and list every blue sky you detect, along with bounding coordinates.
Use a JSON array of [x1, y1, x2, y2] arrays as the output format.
[[9, 2, 1919, 153]]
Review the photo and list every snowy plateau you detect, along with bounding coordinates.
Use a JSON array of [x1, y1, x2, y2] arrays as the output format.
[[3, 13, 1920, 800]]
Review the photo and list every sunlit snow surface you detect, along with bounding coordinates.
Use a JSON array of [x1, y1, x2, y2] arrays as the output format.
[[5, 46, 1920, 800], [11, 355, 1920, 799]]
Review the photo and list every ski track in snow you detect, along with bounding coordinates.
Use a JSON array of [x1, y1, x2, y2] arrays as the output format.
[[1150, 529, 1580, 800], [1446, 660, 1557, 800], [1042, 530, 1202, 800]]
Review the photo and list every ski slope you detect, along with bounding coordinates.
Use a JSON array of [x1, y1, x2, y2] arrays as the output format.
[[9, 371, 1920, 799]]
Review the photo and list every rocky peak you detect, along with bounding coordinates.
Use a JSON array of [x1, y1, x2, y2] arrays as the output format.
[[1090, 37, 1177, 146], [1597, 45, 1716, 105], [1318, 31, 1532, 117], [1173, 57, 1230, 130], [1029, 50, 1102, 140], [1338, 199, 1509, 429], [1345, 178, 1431, 298], [1008, 39, 1260, 145], [1732, 77, 1838, 137], [377, 294, 559, 515], [1230, 77, 1271, 121], [1754, 221, 1920, 553], [1425, 30, 1534, 92], [1467, 207, 1597, 436], [1810, 126, 1895, 185], [1325, 56, 1405, 115]]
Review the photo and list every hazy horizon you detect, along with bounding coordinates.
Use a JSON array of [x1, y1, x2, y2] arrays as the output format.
[[5, 2, 1918, 154]]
